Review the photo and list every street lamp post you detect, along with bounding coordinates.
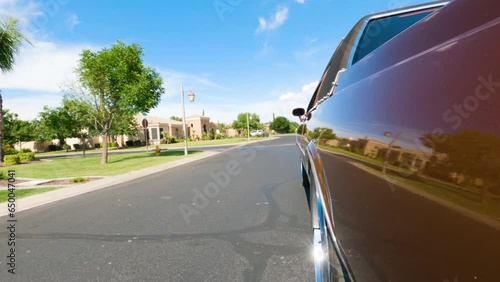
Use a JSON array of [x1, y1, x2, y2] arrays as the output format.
[[181, 85, 195, 156], [246, 112, 250, 142]]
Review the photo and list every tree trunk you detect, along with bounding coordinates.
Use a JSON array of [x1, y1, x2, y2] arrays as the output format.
[[0, 92, 3, 164], [82, 137, 86, 157], [101, 133, 108, 164]]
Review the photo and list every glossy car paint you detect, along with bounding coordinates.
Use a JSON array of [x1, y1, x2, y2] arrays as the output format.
[[297, 0, 500, 281]]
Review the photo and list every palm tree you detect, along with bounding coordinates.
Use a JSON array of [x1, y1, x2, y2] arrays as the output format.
[[0, 15, 32, 164]]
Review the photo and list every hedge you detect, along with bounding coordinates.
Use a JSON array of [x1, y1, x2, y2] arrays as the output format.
[[4, 155, 20, 165], [19, 152, 35, 163], [48, 144, 60, 151], [125, 140, 135, 147]]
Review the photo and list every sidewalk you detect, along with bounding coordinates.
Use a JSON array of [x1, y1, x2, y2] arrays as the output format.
[[0, 138, 273, 217], [34, 141, 246, 159]]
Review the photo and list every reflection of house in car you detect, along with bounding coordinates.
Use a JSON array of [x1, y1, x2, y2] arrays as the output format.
[[349, 138, 432, 171]]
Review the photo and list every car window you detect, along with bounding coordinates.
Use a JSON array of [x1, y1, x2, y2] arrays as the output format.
[[352, 9, 435, 64]]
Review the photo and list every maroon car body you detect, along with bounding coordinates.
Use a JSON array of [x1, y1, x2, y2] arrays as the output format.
[[295, 0, 500, 281]]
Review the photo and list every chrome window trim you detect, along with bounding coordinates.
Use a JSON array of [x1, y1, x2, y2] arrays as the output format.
[[346, 1, 449, 68]]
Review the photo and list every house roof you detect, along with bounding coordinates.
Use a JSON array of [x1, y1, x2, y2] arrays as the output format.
[[186, 114, 210, 119], [135, 114, 183, 125]]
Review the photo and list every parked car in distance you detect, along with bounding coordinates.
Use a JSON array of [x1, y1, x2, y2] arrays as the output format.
[[250, 130, 264, 136], [293, 0, 500, 281]]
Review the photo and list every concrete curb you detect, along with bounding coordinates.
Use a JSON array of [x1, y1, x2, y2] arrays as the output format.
[[0, 138, 273, 217]]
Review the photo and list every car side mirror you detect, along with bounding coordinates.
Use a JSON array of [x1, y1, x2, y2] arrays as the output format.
[[292, 108, 305, 117]]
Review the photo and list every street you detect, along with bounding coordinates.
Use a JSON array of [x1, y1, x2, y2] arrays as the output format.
[[0, 136, 314, 282]]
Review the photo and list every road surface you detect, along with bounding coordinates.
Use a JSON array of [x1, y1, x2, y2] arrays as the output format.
[[0, 136, 314, 282]]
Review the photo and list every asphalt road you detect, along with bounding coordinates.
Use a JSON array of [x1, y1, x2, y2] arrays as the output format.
[[0, 136, 314, 282]]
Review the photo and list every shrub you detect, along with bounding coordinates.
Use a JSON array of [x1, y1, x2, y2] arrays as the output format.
[[20, 148, 32, 153], [0, 170, 6, 180], [63, 144, 71, 152], [4, 155, 20, 165], [71, 177, 87, 183], [73, 144, 81, 150], [3, 144, 18, 155], [108, 142, 117, 148], [202, 132, 209, 141], [94, 143, 101, 149], [134, 140, 142, 147], [48, 145, 56, 151], [18, 152, 35, 163], [170, 137, 178, 143], [125, 140, 135, 147]]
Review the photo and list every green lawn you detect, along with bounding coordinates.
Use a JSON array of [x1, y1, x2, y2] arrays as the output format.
[[4, 150, 202, 179], [0, 187, 61, 203], [35, 138, 258, 156], [318, 145, 384, 166]]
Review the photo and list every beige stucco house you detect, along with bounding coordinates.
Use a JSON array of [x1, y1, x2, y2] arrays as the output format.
[[16, 114, 219, 152], [348, 138, 433, 172], [118, 114, 218, 145]]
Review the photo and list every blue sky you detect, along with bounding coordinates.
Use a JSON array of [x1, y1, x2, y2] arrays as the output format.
[[1, 0, 432, 123]]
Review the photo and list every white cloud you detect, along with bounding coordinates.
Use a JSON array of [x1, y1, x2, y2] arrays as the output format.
[[148, 81, 318, 124], [0, 40, 97, 92], [255, 6, 289, 34], [0, 0, 71, 40], [2, 92, 63, 120], [66, 13, 80, 30], [295, 0, 306, 3], [279, 81, 317, 103], [158, 68, 230, 99]]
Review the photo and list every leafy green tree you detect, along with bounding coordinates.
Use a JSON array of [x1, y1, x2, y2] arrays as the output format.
[[289, 121, 299, 133], [420, 130, 500, 189], [309, 127, 336, 141], [232, 113, 262, 132], [68, 41, 164, 164], [109, 113, 140, 147], [62, 98, 98, 156], [217, 122, 228, 133], [11, 119, 34, 149], [170, 116, 182, 121], [1, 110, 34, 148], [0, 15, 32, 163], [270, 116, 290, 133], [297, 124, 307, 134], [36, 105, 77, 145]]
